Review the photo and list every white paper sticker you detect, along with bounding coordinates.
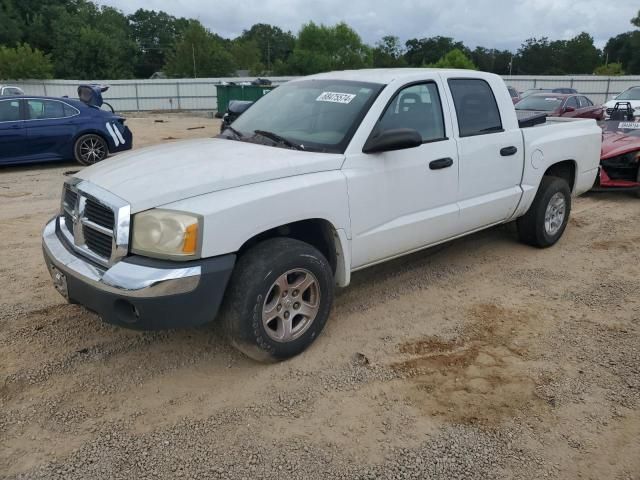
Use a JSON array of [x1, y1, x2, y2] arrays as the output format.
[[618, 122, 640, 129], [316, 92, 356, 104]]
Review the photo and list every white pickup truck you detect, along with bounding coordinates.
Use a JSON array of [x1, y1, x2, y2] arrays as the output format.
[[43, 69, 601, 361]]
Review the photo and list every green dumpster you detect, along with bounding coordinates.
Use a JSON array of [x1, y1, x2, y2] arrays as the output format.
[[215, 84, 277, 116]]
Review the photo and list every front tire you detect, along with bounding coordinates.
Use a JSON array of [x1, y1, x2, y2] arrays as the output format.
[[220, 237, 335, 362], [74, 134, 109, 166], [517, 176, 571, 248]]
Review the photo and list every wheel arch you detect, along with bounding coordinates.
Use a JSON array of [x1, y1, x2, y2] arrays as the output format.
[[237, 218, 351, 287], [543, 159, 577, 193]]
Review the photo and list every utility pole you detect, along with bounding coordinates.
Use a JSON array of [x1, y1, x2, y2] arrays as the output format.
[[267, 40, 271, 72], [192, 44, 197, 78], [508, 55, 513, 76]]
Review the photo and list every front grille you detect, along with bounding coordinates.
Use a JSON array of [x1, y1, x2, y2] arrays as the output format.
[[606, 108, 613, 115], [59, 181, 128, 267], [85, 198, 114, 229], [83, 225, 113, 259]]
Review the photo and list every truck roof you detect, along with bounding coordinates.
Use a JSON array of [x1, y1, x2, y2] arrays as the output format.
[[298, 68, 497, 84]]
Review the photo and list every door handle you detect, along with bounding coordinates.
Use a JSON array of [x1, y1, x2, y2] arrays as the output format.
[[500, 146, 518, 156], [429, 157, 454, 170], [10, 124, 21, 129]]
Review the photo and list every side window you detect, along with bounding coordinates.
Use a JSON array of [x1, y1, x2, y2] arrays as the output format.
[[448, 79, 503, 137], [565, 97, 579, 109], [0, 100, 21, 122], [27, 99, 67, 120], [579, 96, 593, 108], [63, 103, 79, 117], [377, 83, 446, 142]]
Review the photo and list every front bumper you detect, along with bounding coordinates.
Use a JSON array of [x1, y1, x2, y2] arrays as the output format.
[[42, 216, 235, 330]]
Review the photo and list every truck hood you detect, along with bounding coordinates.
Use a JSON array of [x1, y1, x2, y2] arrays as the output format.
[[75, 138, 345, 212]]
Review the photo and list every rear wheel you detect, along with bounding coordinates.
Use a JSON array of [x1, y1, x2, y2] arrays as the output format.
[[220, 237, 334, 362], [636, 167, 640, 198], [517, 176, 572, 248], [74, 134, 108, 166]]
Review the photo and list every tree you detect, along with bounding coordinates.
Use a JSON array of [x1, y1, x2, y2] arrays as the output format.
[[373, 36, 407, 68], [164, 21, 235, 77], [239, 23, 295, 70], [0, 0, 24, 46], [286, 22, 372, 75], [594, 62, 624, 75], [0, 43, 53, 79], [514, 37, 564, 74], [404, 36, 467, 67], [632, 9, 640, 27], [230, 39, 263, 73], [470, 47, 513, 74], [128, 9, 190, 78], [561, 32, 600, 74], [428, 49, 476, 69]]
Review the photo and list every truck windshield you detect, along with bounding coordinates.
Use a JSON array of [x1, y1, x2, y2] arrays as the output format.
[[515, 96, 563, 112], [228, 79, 384, 153]]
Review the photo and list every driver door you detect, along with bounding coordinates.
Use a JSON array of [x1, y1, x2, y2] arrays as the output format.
[[343, 81, 460, 269]]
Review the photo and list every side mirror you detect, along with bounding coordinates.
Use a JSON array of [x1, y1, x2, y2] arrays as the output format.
[[363, 128, 422, 154], [564, 106, 576, 113]]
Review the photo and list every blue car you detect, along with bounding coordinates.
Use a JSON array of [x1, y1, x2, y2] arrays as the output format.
[[0, 85, 132, 166]]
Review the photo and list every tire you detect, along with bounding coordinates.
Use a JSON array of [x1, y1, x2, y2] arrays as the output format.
[[517, 176, 572, 248], [220, 237, 335, 362], [636, 167, 640, 199], [74, 134, 109, 166]]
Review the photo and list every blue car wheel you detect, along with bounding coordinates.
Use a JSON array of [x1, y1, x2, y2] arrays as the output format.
[[74, 134, 108, 165]]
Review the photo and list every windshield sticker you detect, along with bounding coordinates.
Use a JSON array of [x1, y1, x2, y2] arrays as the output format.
[[545, 98, 559, 101], [316, 92, 356, 104], [618, 122, 640, 129]]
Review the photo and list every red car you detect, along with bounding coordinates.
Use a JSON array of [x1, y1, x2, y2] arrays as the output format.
[[515, 93, 604, 120], [596, 102, 640, 195], [507, 86, 521, 104]]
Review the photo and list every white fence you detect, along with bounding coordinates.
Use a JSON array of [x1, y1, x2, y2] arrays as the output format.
[[9, 75, 640, 112]]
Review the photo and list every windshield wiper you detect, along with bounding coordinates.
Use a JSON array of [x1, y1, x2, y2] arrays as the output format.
[[221, 125, 245, 139], [253, 130, 304, 150]]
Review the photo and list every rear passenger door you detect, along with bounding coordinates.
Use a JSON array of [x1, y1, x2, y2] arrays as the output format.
[[446, 78, 524, 232], [25, 99, 81, 161], [0, 99, 27, 164]]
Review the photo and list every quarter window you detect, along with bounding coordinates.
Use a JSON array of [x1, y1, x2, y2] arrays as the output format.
[[0, 100, 21, 122], [565, 97, 579, 109], [376, 83, 446, 142], [448, 79, 503, 137], [26, 99, 75, 120]]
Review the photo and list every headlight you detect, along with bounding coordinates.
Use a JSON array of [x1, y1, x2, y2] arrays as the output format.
[[131, 209, 201, 260]]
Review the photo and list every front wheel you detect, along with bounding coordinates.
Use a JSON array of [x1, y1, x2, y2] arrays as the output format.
[[74, 134, 109, 166], [517, 176, 572, 248], [220, 237, 335, 362]]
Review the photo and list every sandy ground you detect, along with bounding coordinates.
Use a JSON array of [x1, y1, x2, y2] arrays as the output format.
[[0, 114, 639, 479]]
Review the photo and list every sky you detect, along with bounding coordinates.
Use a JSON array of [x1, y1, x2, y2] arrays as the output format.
[[97, 0, 639, 51]]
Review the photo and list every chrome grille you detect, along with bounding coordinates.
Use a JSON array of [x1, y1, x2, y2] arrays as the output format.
[[85, 198, 114, 229], [59, 180, 130, 267]]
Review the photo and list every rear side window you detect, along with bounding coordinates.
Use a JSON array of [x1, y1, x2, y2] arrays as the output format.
[[63, 103, 79, 117], [0, 100, 21, 121], [377, 82, 446, 142], [27, 99, 70, 120], [448, 79, 503, 137], [565, 97, 579, 109]]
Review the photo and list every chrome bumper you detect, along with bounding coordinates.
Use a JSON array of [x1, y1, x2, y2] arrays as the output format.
[[43, 216, 200, 298]]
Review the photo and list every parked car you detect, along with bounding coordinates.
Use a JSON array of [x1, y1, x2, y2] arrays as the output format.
[[602, 86, 640, 119], [507, 86, 521, 104], [515, 93, 604, 120], [42, 69, 601, 362], [0, 85, 132, 167], [520, 87, 578, 99], [595, 102, 640, 196], [0, 85, 24, 96]]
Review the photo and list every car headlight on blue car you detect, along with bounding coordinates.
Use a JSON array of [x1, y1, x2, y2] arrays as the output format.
[[131, 209, 201, 260]]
